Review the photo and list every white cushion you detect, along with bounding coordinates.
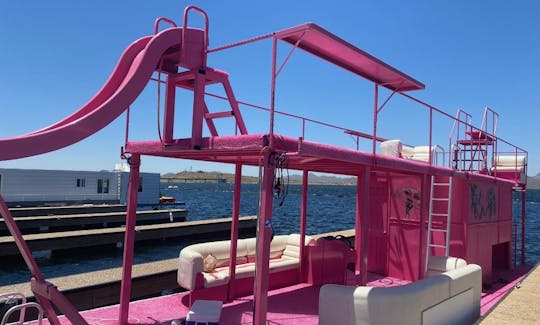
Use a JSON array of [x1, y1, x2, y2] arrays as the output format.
[[380, 140, 402, 158], [410, 146, 435, 162], [426, 256, 467, 277], [402, 145, 414, 159]]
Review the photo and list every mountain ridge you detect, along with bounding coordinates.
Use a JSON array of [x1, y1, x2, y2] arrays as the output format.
[[162, 170, 540, 189]]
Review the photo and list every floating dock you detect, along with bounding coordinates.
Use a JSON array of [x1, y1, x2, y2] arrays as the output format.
[[8, 204, 128, 217], [481, 263, 540, 324], [0, 209, 187, 235], [0, 216, 256, 257]]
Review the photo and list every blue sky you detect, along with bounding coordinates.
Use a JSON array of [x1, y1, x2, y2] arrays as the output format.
[[1, 1, 538, 176]]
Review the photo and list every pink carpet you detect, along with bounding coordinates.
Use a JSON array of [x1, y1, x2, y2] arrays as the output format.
[[35, 267, 530, 324]]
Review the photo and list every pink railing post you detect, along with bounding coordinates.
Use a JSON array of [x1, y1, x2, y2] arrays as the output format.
[[119, 154, 141, 325], [371, 84, 379, 155], [429, 107, 433, 165], [269, 36, 278, 135]]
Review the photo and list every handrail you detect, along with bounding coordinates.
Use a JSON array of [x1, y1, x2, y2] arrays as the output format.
[[0, 292, 26, 324], [182, 6, 209, 70], [1, 302, 43, 325], [200, 88, 526, 166], [153, 17, 177, 35], [182, 5, 209, 48]]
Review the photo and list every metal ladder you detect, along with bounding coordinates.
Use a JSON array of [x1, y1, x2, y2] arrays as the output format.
[[425, 175, 453, 271]]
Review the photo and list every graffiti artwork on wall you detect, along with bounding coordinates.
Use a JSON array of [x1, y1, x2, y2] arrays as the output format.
[[394, 187, 421, 219], [470, 183, 497, 221]]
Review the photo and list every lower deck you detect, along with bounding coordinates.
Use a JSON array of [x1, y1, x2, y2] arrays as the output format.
[[36, 265, 531, 325]]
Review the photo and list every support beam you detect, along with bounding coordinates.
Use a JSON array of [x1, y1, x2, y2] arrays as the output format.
[[227, 163, 242, 301], [0, 195, 75, 325], [356, 167, 370, 285], [299, 170, 309, 281], [163, 74, 177, 143], [191, 72, 206, 149], [253, 150, 276, 325], [521, 190, 526, 264], [119, 155, 141, 325]]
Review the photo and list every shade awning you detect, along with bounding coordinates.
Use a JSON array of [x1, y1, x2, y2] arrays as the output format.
[[275, 23, 425, 92]]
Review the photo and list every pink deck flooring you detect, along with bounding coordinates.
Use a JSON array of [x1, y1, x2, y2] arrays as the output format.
[[38, 266, 531, 325]]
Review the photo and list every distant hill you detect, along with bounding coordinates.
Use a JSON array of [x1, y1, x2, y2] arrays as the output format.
[[161, 170, 356, 185], [163, 170, 540, 188], [527, 174, 540, 189]]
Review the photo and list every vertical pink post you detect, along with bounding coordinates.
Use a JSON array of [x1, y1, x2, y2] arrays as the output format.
[[428, 108, 433, 164], [371, 84, 379, 155], [420, 174, 429, 277], [521, 190, 526, 264], [253, 150, 275, 325], [269, 36, 277, 135], [163, 74, 177, 143], [191, 72, 206, 149], [227, 163, 242, 301], [119, 154, 141, 325], [355, 167, 370, 285], [299, 170, 308, 281]]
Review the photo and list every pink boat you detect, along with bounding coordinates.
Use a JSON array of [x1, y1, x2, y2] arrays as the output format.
[[0, 5, 531, 325]]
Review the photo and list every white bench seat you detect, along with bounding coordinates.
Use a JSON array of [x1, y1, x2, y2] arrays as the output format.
[[178, 234, 312, 291]]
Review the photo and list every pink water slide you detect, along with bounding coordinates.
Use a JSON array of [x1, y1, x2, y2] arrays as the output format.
[[0, 27, 190, 161]]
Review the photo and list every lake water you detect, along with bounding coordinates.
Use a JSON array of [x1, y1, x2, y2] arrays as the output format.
[[1, 183, 539, 286]]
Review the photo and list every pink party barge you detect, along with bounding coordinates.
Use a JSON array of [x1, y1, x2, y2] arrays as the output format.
[[0, 5, 531, 325]]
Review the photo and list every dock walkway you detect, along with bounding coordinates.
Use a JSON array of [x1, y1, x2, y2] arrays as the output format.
[[481, 263, 540, 324], [8, 204, 127, 217], [0, 216, 256, 256], [0, 209, 187, 234]]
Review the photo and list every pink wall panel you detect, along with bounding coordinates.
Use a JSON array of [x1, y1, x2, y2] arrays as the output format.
[[368, 174, 389, 274], [388, 221, 421, 281]]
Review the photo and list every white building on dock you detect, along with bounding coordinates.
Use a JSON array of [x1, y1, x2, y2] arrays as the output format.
[[0, 166, 160, 207]]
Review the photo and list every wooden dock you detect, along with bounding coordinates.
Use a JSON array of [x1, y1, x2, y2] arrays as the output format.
[[0, 209, 187, 234], [0, 216, 257, 257], [8, 204, 128, 217], [481, 263, 540, 324]]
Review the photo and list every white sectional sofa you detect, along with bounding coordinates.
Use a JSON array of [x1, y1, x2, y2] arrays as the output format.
[[319, 256, 482, 325], [177, 234, 312, 293]]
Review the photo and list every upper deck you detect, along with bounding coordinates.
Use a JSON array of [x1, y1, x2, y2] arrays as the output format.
[[124, 22, 527, 188]]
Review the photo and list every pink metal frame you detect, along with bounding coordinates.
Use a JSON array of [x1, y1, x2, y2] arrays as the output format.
[[0, 5, 530, 325]]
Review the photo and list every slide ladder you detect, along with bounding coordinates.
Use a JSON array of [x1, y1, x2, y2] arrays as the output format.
[[425, 175, 453, 271], [173, 68, 248, 149]]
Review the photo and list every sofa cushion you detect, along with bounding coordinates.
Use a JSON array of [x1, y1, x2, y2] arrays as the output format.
[[202, 267, 230, 288], [426, 256, 467, 277]]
